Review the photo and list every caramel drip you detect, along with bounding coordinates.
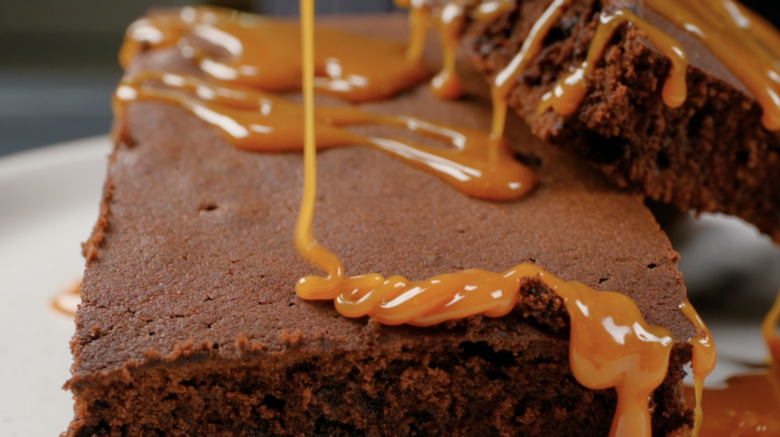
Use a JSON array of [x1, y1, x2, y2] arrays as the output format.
[[682, 290, 780, 437], [432, 1, 468, 99], [119, 6, 429, 104], [642, 0, 780, 131], [399, 0, 516, 101], [52, 280, 81, 316], [491, 0, 571, 139], [115, 72, 537, 201], [764, 289, 780, 364], [680, 300, 718, 437], [430, 0, 516, 100], [396, 0, 432, 63], [538, 9, 689, 116]]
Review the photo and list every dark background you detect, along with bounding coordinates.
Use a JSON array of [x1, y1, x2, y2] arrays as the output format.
[[0, 0, 776, 157]]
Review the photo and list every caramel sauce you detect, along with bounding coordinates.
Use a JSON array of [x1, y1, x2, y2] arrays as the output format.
[[644, 0, 780, 131], [538, 9, 689, 116], [52, 280, 81, 316], [471, 0, 515, 23], [432, 1, 467, 99], [293, 3, 711, 437], [490, 0, 571, 139], [115, 72, 536, 200], [680, 300, 718, 437], [120, 6, 429, 104], [683, 291, 780, 437]]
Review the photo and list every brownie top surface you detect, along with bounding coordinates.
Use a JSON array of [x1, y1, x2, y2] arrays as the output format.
[[71, 14, 694, 377]]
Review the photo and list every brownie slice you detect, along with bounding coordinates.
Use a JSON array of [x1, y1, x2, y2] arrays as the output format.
[[65, 14, 697, 437], [459, 0, 780, 242]]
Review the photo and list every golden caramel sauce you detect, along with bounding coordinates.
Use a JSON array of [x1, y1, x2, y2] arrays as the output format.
[[683, 290, 780, 437], [538, 9, 689, 116], [432, 1, 468, 99], [119, 6, 429, 104], [398, 0, 517, 101], [115, 72, 536, 200], [680, 300, 719, 436], [52, 280, 81, 317], [471, 0, 515, 23], [490, 0, 571, 139], [643, 0, 780, 131]]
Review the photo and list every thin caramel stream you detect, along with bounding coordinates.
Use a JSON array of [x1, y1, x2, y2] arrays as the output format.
[[680, 300, 718, 437], [490, 0, 571, 139]]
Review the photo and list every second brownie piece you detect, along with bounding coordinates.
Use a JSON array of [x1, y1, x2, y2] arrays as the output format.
[[461, 0, 780, 241]]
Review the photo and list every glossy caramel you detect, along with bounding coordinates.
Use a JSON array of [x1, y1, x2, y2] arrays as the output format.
[[471, 0, 515, 23], [432, 1, 468, 99], [683, 290, 780, 437], [115, 72, 536, 201], [112, 4, 717, 436], [680, 300, 718, 436], [120, 6, 429, 104], [644, 0, 780, 131], [290, 3, 705, 436], [538, 9, 689, 116], [491, 0, 571, 139]]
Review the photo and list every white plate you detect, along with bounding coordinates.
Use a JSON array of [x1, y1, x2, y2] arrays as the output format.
[[0, 137, 110, 437], [0, 136, 777, 436]]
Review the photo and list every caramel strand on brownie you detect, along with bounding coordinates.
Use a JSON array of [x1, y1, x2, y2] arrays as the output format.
[[114, 72, 536, 200], [644, 0, 780, 131], [682, 290, 780, 436], [537, 9, 689, 116], [679, 300, 718, 437], [293, 2, 711, 437]]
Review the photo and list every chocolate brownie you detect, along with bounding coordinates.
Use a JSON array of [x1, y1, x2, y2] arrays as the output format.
[[65, 14, 697, 437], [459, 0, 780, 242]]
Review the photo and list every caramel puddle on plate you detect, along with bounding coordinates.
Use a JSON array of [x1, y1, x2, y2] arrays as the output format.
[[684, 291, 780, 437]]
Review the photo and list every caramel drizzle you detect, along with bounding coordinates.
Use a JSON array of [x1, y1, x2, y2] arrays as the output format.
[[120, 6, 429, 104], [538, 9, 689, 116], [644, 0, 780, 131], [683, 290, 780, 437], [294, 3, 705, 437], [679, 300, 718, 437], [115, 72, 536, 201]]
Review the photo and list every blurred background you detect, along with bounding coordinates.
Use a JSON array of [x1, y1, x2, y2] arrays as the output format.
[[0, 0, 778, 157], [0, 0, 402, 157]]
